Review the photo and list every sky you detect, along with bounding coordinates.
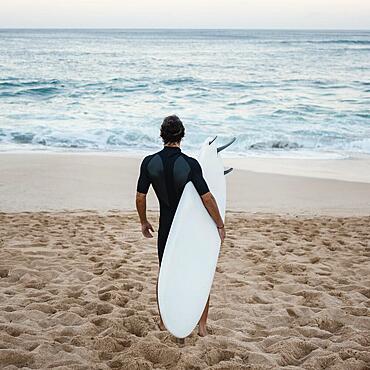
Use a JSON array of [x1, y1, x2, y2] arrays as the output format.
[[1, 0, 370, 29]]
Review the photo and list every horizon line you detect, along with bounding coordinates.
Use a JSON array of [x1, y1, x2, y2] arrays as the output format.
[[0, 27, 369, 31]]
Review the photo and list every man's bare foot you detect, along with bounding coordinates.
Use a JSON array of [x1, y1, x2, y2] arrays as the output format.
[[158, 318, 166, 331], [176, 338, 185, 345], [198, 323, 207, 337]]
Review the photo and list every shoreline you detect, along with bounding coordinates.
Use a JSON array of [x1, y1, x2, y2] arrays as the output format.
[[1, 152, 370, 215]]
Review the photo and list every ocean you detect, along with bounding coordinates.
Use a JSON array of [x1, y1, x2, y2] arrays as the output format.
[[0, 29, 369, 158]]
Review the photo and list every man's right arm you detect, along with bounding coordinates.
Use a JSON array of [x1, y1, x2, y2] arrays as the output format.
[[190, 158, 225, 243], [201, 192, 225, 243]]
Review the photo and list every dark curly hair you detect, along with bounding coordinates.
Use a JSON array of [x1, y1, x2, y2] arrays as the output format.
[[160, 115, 185, 144]]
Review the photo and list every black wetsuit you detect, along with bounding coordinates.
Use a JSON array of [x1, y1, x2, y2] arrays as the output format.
[[137, 146, 209, 265]]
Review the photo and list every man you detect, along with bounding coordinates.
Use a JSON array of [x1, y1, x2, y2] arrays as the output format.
[[136, 115, 225, 337]]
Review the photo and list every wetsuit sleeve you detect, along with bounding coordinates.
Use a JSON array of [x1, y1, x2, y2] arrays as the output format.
[[137, 156, 151, 194], [190, 159, 210, 196]]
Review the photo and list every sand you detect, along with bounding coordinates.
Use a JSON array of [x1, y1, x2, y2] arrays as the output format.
[[0, 210, 369, 369], [0, 152, 370, 369]]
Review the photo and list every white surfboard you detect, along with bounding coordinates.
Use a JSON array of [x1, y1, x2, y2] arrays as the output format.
[[158, 136, 235, 338]]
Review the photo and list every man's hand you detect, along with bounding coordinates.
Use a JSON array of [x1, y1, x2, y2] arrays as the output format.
[[136, 192, 154, 238], [218, 226, 226, 244], [141, 221, 154, 238]]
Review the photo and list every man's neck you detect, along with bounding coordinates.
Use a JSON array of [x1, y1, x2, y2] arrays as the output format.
[[164, 143, 180, 148]]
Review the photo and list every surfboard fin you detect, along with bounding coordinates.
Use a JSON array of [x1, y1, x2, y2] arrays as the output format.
[[209, 136, 218, 145], [224, 167, 233, 175], [217, 137, 236, 153]]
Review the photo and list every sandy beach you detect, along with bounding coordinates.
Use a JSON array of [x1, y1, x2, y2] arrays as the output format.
[[0, 152, 369, 369]]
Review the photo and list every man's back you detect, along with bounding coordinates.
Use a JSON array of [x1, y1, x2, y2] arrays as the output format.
[[137, 146, 209, 212], [137, 145, 210, 264]]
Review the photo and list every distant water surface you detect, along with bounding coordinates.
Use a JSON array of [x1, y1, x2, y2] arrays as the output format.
[[0, 29, 369, 158]]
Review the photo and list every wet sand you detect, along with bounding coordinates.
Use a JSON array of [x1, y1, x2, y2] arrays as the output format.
[[1, 152, 370, 215]]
